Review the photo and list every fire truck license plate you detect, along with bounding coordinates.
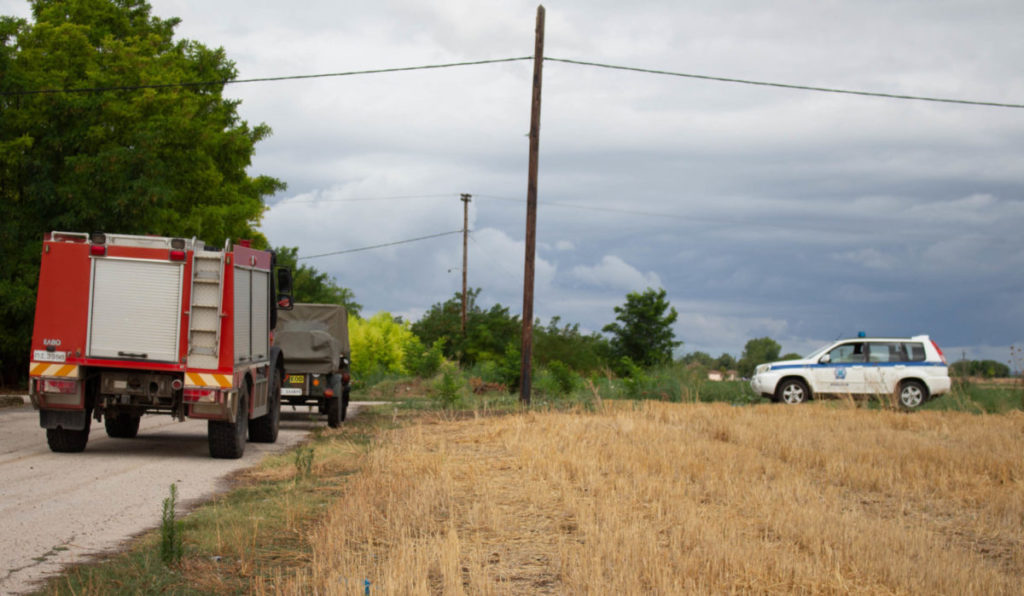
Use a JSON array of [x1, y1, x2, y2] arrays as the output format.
[[34, 350, 67, 363]]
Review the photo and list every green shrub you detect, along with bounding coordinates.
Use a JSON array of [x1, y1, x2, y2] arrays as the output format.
[[432, 363, 465, 409], [405, 337, 446, 378], [159, 484, 183, 565]]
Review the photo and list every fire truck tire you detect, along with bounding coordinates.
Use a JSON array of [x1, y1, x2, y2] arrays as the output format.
[[104, 414, 141, 439], [209, 386, 248, 459], [47, 420, 91, 453], [249, 372, 281, 443]]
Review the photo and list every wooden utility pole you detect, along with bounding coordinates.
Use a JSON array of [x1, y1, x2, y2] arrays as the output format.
[[520, 5, 545, 405], [460, 193, 471, 334]]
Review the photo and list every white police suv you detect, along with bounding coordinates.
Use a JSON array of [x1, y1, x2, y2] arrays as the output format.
[[750, 335, 951, 409]]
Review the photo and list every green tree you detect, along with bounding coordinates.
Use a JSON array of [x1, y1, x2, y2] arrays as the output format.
[[410, 288, 520, 366], [950, 359, 1011, 378], [0, 0, 281, 384], [738, 337, 782, 377], [715, 353, 737, 371], [348, 312, 419, 379], [681, 351, 715, 368], [602, 287, 681, 369], [274, 247, 361, 317], [534, 316, 610, 374]]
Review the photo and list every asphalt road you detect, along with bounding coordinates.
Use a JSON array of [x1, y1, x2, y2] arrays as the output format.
[[0, 400, 375, 595]]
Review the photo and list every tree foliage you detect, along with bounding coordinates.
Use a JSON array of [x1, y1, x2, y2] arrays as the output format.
[[0, 0, 282, 384], [949, 359, 1011, 378], [274, 247, 361, 317], [410, 288, 521, 367], [534, 316, 610, 374], [738, 337, 782, 377], [602, 287, 681, 369], [348, 312, 419, 379]]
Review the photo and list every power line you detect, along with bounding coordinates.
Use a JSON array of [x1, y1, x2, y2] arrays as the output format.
[[0, 57, 532, 97], [3, 53, 1020, 110], [296, 229, 464, 260], [546, 57, 1024, 109], [276, 193, 455, 205]]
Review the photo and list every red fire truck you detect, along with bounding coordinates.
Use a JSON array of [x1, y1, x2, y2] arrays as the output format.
[[28, 231, 293, 459]]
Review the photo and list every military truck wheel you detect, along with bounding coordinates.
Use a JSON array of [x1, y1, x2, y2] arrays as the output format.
[[104, 413, 141, 438], [209, 386, 248, 459], [47, 416, 91, 453], [249, 372, 281, 443], [327, 376, 346, 428], [327, 395, 342, 428], [341, 387, 350, 422]]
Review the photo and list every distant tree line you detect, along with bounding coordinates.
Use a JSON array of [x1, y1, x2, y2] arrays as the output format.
[[949, 360, 1012, 378]]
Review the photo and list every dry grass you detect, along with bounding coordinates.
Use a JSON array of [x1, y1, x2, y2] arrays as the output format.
[[251, 402, 1024, 595]]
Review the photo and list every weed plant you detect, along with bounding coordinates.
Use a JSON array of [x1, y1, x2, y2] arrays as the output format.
[[159, 484, 183, 566]]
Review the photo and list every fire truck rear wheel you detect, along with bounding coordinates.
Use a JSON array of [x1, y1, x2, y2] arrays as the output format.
[[104, 413, 141, 439], [249, 372, 281, 443], [47, 419, 91, 453], [209, 386, 248, 459]]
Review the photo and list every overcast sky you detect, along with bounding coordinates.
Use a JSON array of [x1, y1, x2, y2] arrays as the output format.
[[6, 0, 1024, 364]]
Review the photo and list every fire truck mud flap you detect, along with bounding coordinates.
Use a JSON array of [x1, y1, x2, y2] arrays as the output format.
[[39, 409, 89, 431]]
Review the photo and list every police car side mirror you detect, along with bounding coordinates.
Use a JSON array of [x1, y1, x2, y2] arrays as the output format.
[[819, 354, 831, 364]]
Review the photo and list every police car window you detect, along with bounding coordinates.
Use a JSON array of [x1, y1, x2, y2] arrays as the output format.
[[904, 343, 926, 362], [829, 343, 866, 363], [868, 342, 907, 363]]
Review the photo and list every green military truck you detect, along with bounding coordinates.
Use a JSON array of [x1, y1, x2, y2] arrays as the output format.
[[276, 303, 351, 427]]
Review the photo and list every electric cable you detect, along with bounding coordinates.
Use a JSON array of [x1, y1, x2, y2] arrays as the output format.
[[0, 57, 533, 96], [297, 229, 464, 260], [545, 57, 1024, 109]]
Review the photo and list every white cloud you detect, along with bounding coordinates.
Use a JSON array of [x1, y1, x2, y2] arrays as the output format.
[[570, 255, 662, 291]]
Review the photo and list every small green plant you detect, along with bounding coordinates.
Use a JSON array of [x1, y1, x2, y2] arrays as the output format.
[[160, 483, 183, 565], [547, 360, 579, 396], [406, 337, 446, 378], [619, 357, 649, 398], [432, 363, 465, 409]]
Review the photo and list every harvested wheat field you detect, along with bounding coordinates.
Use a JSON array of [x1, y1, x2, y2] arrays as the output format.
[[260, 402, 1024, 595]]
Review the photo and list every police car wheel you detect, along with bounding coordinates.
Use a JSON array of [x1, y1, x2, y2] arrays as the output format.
[[898, 381, 927, 409], [776, 379, 809, 405]]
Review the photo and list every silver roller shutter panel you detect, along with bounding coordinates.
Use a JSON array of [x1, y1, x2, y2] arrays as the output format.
[[88, 258, 183, 362]]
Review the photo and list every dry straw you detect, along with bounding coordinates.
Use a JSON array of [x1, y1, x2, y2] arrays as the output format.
[[258, 403, 1024, 594]]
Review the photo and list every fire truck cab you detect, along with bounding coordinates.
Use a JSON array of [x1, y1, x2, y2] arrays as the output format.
[[28, 231, 293, 459]]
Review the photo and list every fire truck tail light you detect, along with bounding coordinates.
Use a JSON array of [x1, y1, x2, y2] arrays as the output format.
[[89, 244, 106, 257], [41, 379, 78, 394], [184, 388, 219, 403], [169, 249, 186, 261]]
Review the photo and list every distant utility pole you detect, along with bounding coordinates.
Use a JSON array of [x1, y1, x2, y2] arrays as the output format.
[[461, 193, 472, 335], [520, 5, 545, 405]]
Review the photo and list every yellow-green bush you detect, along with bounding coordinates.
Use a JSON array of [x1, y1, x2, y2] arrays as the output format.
[[348, 312, 418, 378]]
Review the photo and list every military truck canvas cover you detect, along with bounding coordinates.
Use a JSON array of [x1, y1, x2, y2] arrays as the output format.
[[277, 304, 349, 374]]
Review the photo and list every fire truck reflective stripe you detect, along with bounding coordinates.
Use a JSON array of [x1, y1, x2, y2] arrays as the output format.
[[29, 363, 80, 377], [184, 372, 232, 388]]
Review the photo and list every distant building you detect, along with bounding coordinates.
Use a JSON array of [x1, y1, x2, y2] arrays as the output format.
[[707, 370, 738, 382]]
